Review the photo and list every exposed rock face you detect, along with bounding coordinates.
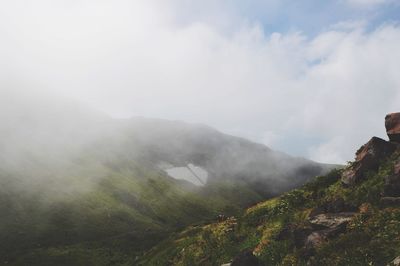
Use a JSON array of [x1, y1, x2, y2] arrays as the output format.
[[231, 250, 260, 266], [386, 113, 400, 143], [304, 212, 356, 253], [305, 225, 349, 251], [341, 137, 398, 185], [279, 212, 356, 253], [309, 212, 356, 229], [388, 256, 400, 266]]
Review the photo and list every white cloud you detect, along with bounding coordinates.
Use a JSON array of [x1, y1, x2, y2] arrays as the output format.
[[1, 0, 399, 164]]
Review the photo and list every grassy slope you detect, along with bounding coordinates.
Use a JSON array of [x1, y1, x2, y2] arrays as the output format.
[[141, 152, 400, 266], [0, 102, 331, 265], [0, 161, 266, 266]]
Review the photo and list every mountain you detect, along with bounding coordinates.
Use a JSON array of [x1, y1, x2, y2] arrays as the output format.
[[141, 113, 400, 266], [0, 91, 332, 265]]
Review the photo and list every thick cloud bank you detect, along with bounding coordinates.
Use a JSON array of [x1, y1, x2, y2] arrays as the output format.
[[1, 0, 399, 163]]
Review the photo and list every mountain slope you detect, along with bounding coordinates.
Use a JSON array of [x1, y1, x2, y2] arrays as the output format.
[[0, 91, 331, 265], [140, 115, 400, 266]]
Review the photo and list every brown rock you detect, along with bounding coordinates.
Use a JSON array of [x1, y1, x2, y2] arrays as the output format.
[[386, 113, 400, 143], [341, 137, 398, 185]]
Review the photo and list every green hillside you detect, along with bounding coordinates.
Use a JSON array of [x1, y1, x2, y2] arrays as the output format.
[[0, 94, 332, 265], [141, 138, 400, 265], [0, 161, 265, 265]]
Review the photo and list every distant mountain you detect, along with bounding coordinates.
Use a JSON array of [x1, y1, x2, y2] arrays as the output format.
[[0, 90, 332, 265]]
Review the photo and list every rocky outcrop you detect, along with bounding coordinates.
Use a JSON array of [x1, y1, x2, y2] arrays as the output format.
[[341, 137, 398, 185], [231, 250, 261, 266], [303, 212, 356, 253], [305, 224, 349, 251], [388, 256, 400, 266], [278, 212, 356, 253], [386, 113, 400, 143], [309, 212, 355, 229]]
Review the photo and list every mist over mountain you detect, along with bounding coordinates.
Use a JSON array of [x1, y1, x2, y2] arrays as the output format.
[[0, 90, 333, 264], [0, 89, 331, 192]]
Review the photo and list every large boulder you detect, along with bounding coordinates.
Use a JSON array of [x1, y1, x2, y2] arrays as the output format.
[[341, 137, 398, 185], [303, 226, 348, 256], [303, 212, 356, 253], [385, 113, 400, 143]]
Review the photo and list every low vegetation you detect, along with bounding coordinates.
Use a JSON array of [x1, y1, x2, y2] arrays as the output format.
[[141, 152, 400, 265]]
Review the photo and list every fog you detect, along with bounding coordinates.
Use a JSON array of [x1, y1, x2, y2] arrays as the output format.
[[0, 86, 332, 202], [1, 0, 400, 165]]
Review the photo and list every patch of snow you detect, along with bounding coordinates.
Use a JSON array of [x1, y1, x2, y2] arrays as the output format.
[[163, 163, 208, 186]]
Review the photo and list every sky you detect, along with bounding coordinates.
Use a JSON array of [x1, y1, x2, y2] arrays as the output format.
[[1, 0, 400, 164]]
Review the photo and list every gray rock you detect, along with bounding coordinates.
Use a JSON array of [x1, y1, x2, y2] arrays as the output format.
[[309, 212, 356, 229], [303, 212, 356, 255], [387, 256, 400, 266]]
